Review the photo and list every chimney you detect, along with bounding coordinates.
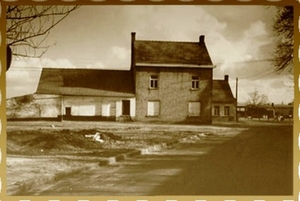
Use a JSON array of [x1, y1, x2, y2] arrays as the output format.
[[130, 32, 136, 70], [131, 32, 136, 43], [224, 75, 229, 82], [199, 35, 205, 44]]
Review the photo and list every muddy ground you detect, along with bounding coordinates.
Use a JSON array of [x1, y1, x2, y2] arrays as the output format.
[[5, 119, 292, 195]]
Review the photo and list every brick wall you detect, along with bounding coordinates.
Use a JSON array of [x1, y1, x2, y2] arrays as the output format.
[[212, 103, 236, 122], [134, 67, 212, 124], [7, 94, 61, 119]]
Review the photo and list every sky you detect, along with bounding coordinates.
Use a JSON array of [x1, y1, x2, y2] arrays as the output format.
[[6, 5, 294, 104]]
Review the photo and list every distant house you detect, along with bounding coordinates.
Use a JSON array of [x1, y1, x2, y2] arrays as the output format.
[[9, 32, 237, 124], [271, 104, 293, 118], [212, 75, 236, 122], [237, 103, 293, 120]]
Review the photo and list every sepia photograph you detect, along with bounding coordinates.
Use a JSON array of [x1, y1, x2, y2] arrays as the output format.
[[5, 5, 294, 196]]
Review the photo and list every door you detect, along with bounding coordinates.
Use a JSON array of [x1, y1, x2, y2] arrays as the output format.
[[122, 100, 130, 115]]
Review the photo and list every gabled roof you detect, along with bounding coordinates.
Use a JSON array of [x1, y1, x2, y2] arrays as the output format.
[[133, 36, 214, 68], [212, 80, 235, 103], [36, 68, 135, 97]]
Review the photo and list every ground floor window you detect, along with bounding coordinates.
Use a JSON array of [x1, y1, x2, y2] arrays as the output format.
[[147, 101, 160, 116], [224, 106, 230, 116], [189, 102, 201, 116], [213, 106, 220, 116]]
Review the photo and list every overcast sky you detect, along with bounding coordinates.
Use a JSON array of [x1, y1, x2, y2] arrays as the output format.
[[6, 5, 294, 104]]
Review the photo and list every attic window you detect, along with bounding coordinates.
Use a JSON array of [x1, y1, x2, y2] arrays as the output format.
[[191, 76, 199, 89], [149, 75, 158, 89]]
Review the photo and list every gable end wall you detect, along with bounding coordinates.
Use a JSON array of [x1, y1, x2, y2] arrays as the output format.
[[134, 67, 212, 124]]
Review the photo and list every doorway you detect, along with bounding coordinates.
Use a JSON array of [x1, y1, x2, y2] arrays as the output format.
[[65, 107, 71, 116], [122, 100, 130, 115]]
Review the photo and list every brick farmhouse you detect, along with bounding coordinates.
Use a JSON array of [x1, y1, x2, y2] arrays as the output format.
[[9, 33, 236, 124]]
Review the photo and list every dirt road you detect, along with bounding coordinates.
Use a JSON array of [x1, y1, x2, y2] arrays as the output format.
[[19, 124, 292, 196]]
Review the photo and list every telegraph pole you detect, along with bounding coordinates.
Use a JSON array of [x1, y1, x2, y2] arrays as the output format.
[[236, 77, 238, 122]]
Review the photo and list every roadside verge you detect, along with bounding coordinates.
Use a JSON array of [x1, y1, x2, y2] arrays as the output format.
[[7, 140, 179, 195]]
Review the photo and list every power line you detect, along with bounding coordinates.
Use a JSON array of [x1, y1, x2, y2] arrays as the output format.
[[250, 70, 278, 80], [214, 58, 273, 65], [239, 67, 275, 80]]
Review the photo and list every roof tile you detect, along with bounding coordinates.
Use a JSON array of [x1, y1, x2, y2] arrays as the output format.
[[212, 80, 235, 103], [134, 40, 213, 66], [36, 68, 135, 97]]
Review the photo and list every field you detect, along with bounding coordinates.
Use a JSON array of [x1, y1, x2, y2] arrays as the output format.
[[6, 120, 292, 195]]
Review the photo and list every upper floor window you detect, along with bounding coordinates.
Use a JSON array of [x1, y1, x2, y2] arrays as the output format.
[[149, 75, 158, 89], [191, 76, 199, 89]]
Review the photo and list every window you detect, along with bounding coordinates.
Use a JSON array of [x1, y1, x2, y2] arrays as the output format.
[[189, 102, 201, 116], [147, 101, 160, 116], [149, 75, 158, 89], [214, 106, 220, 116], [224, 106, 230, 116], [191, 76, 199, 89]]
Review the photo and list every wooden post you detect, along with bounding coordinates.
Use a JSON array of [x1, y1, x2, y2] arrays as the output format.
[[61, 95, 64, 121]]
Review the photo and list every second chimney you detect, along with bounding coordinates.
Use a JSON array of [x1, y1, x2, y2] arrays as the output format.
[[199, 35, 205, 44], [224, 75, 229, 82]]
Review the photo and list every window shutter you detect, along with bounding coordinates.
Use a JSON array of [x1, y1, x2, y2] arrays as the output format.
[[153, 101, 160, 116], [102, 103, 111, 116], [78, 105, 96, 116], [189, 102, 201, 116], [148, 101, 160, 116]]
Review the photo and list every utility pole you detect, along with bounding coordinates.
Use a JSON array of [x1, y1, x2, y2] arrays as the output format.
[[236, 77, 238, 122], [61, 95, 64, 122]]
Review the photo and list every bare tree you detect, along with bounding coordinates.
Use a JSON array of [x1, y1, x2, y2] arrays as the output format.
[[6, 5, 79, 60], [272, 6, 293, 72], [246, 90, 269, 106]]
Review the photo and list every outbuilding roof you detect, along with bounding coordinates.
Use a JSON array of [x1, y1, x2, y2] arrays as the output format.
[[212, 79, 236, 103], [36, 68, 135, 97], [133, 34, 214, 68]]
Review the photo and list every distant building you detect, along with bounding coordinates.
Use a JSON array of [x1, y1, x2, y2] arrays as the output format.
[[237, 103, 293, 120], [212, 75, 236, 122], [8, 33, 237, 124], [35, 69, 135, 121]]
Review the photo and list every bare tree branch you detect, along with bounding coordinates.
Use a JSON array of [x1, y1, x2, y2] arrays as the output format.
[[272, 6, 294, 72], [246, 90, 269, 106], [6, 5, 80, 59]]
